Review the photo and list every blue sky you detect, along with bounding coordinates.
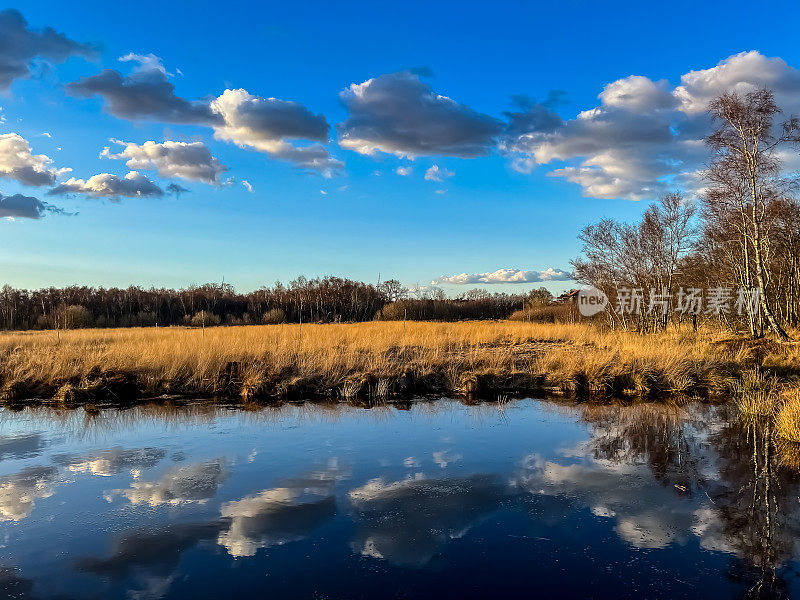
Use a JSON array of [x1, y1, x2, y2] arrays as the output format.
[[3, 0, 800, 294]]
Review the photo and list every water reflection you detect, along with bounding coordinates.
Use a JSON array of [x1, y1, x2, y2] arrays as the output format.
[[0, 566, 34, 598], [512, 402, 718, 550], [0, 433, 45, 461], [0, 399, 798, 598], [106, 459, 227, 506], [219, 464, 345, 557], [0, 465, 57, 521], [53, 446, 165, 476], [708, 418, 800, 598], [349, 474, 506, 567], [75, 520, 222, 597]]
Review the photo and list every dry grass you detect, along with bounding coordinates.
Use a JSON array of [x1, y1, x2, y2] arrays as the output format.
[[776, 385, 800, 442], [735, 370, 782, 419], [0, 321, 796, 405]]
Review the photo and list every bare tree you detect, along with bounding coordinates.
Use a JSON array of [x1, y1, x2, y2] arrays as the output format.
[[704, 89, 799, 340], [572, 192, 697, 330], [378, 279, 407, 302]]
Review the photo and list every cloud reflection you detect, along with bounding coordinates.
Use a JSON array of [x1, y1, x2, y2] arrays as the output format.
[[54, 446, 165, 477], [106, 459, 226, 506], [349, 474, 506, 567], [218, 466, 345, 557], [0, 465, 57, 521], [0, 433, 45, 461]]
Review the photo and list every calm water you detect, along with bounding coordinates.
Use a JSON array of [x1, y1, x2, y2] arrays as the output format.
[[0, 398, 798, 599]]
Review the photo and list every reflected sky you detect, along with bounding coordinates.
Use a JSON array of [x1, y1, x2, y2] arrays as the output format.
[[0, 399, 798, 599]]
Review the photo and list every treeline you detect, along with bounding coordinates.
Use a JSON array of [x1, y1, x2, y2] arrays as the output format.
[[0, 277, 547, 330], [380, 295, 526, 321], [572, 88, 800, 338]]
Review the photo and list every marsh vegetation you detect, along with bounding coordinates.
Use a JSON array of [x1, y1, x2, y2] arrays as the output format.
[[0, 321, 797, 408]]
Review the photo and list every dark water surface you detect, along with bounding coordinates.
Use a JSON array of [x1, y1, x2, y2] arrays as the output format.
[[0, 398, 798, 599]]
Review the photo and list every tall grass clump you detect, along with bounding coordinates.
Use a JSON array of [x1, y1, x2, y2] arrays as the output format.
[[735, 369, 781, 419], [776, 385, 800, 442]]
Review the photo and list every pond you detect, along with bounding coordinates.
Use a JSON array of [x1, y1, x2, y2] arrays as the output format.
[[0, 398, 798, 599]]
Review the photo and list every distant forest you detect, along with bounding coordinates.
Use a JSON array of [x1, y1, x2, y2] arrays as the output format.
[[0, 277, 553, 330]]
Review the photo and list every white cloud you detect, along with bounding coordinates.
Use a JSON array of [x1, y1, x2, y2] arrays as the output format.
[[338, 71, 502, 158], [119, 53, 174, 76], [504, 51, 800, 200], [0, 9, 96, 91], [67, 57, 217, 125], [0, 192, 66, 219], [102, 140, 227, 184], [0, 133, 69, 186], [242, 180, 253, 192], [210, 88, 342, 175], [432, 267, 572, 285], [396, 166, 412, 176], [424, 164, 453, 182], [48, 171, 163, 199]]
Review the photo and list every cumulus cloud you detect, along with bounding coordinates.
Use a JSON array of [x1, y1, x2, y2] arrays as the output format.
[[0, 133, 69, 186], [48, 171, 163, 199], [210, 88, 340, 174], [396, 166, 412, 176], [504, 51, 800, 200], [424, 164, 453, 182], [337, 71, 503, 158], [0, 191, 67, 219], [502, 91, 566, 137], [432, 267, 572, 285], [102, 139, 227, 184], [69, 55, 340, 175], [0, 9, 96, 91], [67, 54, 219, 125], [119, 52, 176, 76], [211, 88, 328, 143]]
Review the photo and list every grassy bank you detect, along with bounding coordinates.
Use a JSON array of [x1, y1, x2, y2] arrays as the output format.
[[0, 321, 798, 407]]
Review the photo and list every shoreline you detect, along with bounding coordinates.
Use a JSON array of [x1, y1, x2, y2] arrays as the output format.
[[2, 321, 796, 408]]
